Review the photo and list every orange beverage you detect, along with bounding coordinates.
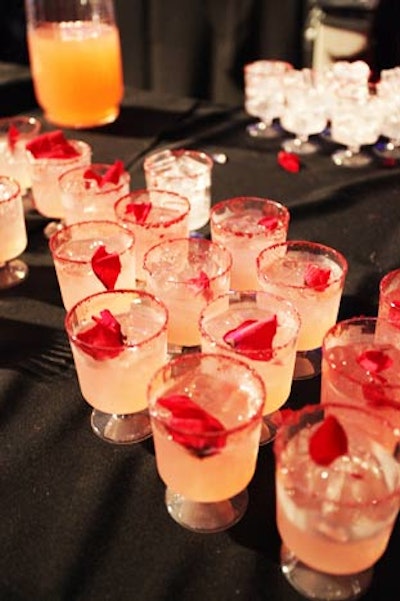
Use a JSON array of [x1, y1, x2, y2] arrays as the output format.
[[27, 22, 124, 128]]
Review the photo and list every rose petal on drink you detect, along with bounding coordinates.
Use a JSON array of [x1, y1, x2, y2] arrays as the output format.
[[356, 349, 393, 373], [258, 216, 279, 231], [187, 270, 212, 301], [91, 245, 121, 290], [388, 300, 400, 329], [7, 124, 19, 152], [362, 381, 399, 409], [156, 394, 227, 457], [304, 263, 331, 291], [101, 159, 125, 186], [309, 415, 348, 466], [83, 167, 103, 185], [277, 150, 300, 173], [125, 202, 152, 224], [76, 309, 126, 360], [223, 316, 277, 360], [26, 130, 80, 159]]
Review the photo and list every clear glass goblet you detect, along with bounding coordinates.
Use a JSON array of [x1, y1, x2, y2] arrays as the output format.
[[147, 352, 265, 532], [374, 86, 400, 161], [0, 176, 29, 289]]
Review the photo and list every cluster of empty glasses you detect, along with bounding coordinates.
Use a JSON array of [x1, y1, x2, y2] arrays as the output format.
[[1, 111, 400, 601], [244, 58, 400, 168]]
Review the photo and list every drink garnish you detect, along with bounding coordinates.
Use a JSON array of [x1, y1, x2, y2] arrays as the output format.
[[223, 316, 277, 360], [76, 309, 126, 360], [84, 159, 125, 187], [309, 414, 348, 466], [258, 216, 279, 231], [187, 270, 212, 301], [7, 124, 19, 152], [362, 381, 399, 409], [26, 130, 80, 159], [277, 150, 300, 173], [125, 202, 152, 224], [388, 300, 400, 329], [156, 394, 227, 457], [356, 349, 393, 373], [91, 245, 121, 290], [304, 263, 331, 291]]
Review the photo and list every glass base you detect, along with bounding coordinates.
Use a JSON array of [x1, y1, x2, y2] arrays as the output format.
[[281, 545, 373, 601], [282, 137, 319, 155], [167, 342, 201, 357], [247, 121, 281, 139], [44, 220, 64, 239], [293, 348, 321, 380], [373, 142, 400, 161], [259, 411, 281, 445], [165, 487, 248, 533], [0, 259, 29, 289], [90, 408, 152, 444], [332, 148, 372, 168], [44, 107, 119, 130]]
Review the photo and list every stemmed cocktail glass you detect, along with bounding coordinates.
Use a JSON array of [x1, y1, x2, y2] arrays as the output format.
[[0, 115, 41, 194], [65, 289, 168, 444], [199, 290, 300, 445], [0, 176, 29, 289], [147, 352, 265, 532], [274, 402, 400, 601], [257, 240, 348, 379]]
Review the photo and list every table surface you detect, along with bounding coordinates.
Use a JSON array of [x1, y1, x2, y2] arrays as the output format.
[[1, 88, 400, 601]]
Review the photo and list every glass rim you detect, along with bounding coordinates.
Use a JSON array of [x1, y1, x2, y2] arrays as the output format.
[[26, 139, 92, 166], [114, 188, 191, 227], [210, 196, 290, 237], [143, 148, 214, 178], [59, 162, 130, 194], [0, 176, 21, 203], [380, 268, 400, 296], [0, 115, 41, 138]]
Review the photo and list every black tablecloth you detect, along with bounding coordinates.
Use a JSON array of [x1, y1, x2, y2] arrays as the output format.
[[1, 88, 400, 601]]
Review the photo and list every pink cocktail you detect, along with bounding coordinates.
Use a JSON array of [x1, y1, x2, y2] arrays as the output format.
[[378, 268, 400, 328], [65, 289, 168, 444], [0, 115, 41, 193], [114, 189, 190, 282], [199, 290, 300, 444], [0, 176, 28, 289], [210, 197, 290, 291], [49, 220, 136, 310], [274, 402, 400, 601], [257, 240, 348, 379], [147, 352, 265, 532]]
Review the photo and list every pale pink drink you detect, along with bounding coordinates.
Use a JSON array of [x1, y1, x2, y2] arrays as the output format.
[[143, 237, 232, 351], [321, 316, 400, 430], [378, 268, 400, 328], [65, 289, 168, 444], [274, 403, 400, 601], [114, 189, 190, 283], [49, 220, 136, 310], [59, 162, 130, 225], [0, 116, 41, 193], [199, 290, 300, 444], [0, 176, 28, 288], [147, 352, 265, 532], [210, 197, 290, 291], [257, 240, 348, 379]]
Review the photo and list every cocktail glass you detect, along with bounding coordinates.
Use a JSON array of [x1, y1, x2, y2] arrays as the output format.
[[321, 316, 400, 431], [59, 162, 130, 225], [49, 220, 136, 311], [378, 268, 400, 326], [143, 237, 232, 353], [280, 69, 328, 155], [0, 176, 29, 289], [25, 0, 124, 128], [330, 92, 383, 167], [256, 240, 348, 379], [244, 60, 293, 139], [274, 402, 400, 601], [27, 138, 92, 236], [65, 289, 168, 444], [114, 188, 190, 284], [210, 197, 290, 291], [143, 148, 213, 231], [0, 115, 41, 194], [147, 352, 265, 532], [199, 290, 300, 445]]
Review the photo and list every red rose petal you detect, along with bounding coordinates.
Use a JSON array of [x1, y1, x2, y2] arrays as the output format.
[[7, 124, 19, 152], [277, 150, 300, 173], [258, 216, 279, 231], [309, 414, 348, 466], [125, 202, 152, 224], [83, 167, 103, 186], [187, 270, 212, 301], [304, 263, 331, 291], [91, 245, 121, 290], [356, 349, 393, 373], [223, 316, 277, 361], [388, 300, 400, 329], [84, 159, 125, 187], [362, 381, 399, 410], [157, 394, 227, 457], [26, 130, 80, 159], [76, 309, 126, 360]]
